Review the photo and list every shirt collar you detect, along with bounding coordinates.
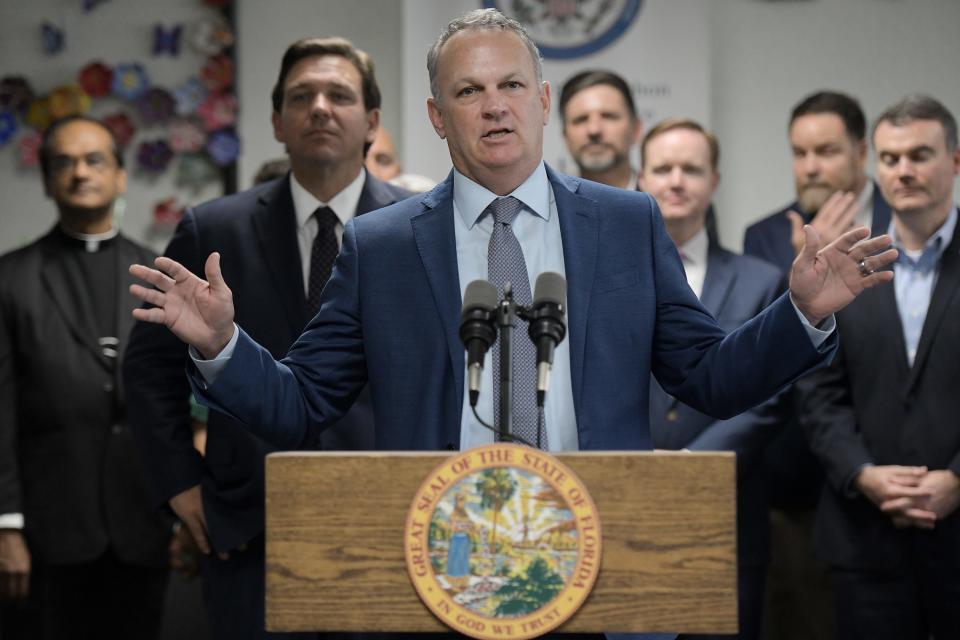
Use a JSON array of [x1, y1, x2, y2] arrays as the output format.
[[289, 167, 367, 228], [678, 225, 709, 266], [58, 222, 119, 253], [889, 206, 957, 268], [453, 162, 551, 228]]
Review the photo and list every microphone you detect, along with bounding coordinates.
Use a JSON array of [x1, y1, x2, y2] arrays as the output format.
[[459, 280, 498, 407], [527, 272, 566, 407]]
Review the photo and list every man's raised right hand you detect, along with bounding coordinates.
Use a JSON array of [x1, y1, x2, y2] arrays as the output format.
[[130, 253, 235, 359]]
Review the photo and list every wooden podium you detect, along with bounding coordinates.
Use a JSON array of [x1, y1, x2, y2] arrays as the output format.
[[265, 451, 737, 635]]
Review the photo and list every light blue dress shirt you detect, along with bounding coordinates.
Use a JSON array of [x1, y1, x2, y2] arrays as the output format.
[[452, 162, 578, 452], [890, 206, 957, 366]]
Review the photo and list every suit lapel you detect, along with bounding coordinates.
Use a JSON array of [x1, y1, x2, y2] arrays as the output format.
[[905, 216, 960, 393], [548, 167, 598, 418], [39, 230, 111, 370], [411, 176, 464, 409], [114, 236, 139, 374], [699, 245, 734, 318], [871, 185, 892, 236], [251, 176, 309, 333]]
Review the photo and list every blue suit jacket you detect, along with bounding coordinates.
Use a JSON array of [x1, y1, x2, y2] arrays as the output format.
[[196, 167, 832, 458], [743, 185, 892, 275], [124, 173, 411, 553], [650, 244, 784, 569]]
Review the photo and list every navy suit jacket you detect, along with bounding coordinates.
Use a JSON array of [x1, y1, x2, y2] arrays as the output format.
[[650, 244, 784, 568], [124, 172, 411, 553], [744, 184, 892, 275], [195, 167, 832, 460]]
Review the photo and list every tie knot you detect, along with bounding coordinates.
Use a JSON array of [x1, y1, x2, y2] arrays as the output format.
[[313, 206, 338, 229], [488, 196, 523, 226]]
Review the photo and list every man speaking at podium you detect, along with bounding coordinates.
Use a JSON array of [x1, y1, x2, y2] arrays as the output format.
[[128, 6, 894, 618]]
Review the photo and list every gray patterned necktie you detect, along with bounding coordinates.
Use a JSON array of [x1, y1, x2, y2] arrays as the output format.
[[486, 196, 546, 449]]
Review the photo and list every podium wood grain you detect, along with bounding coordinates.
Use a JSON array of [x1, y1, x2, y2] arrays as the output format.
[[265, 451, 736, 634]]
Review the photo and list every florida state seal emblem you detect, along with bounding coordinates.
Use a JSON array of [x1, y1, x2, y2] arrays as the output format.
[[405, 444, 602, 639]]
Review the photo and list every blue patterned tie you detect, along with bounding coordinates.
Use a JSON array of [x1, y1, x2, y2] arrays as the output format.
[[486, 196, 545, 448], [307, 206, 339, 317]]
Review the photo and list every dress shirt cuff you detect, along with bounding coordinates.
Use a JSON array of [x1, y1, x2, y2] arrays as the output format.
[[789, 294, 836, 350], [189, 323, 239, 385], [0, 513, 24, 529]]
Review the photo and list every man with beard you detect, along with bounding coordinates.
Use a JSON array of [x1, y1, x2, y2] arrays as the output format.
[[745, 91, 891, 272], [743, 91, 892, 640], [559, 69, 643, 190]]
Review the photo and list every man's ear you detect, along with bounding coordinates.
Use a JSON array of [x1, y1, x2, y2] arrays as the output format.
[[427, 98, 446, 139], [365, 108, 381, 146]]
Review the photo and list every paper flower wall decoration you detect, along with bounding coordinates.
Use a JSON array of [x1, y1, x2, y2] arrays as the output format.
[[48, 85, 92, 119], [137, 139, 174, 172], [197, 92, 236, 131], [112, 63, 150, 101], [200, 54, 232, 92], [188, 16, 234, 55], [176, 153, 219, 190], [205, 129, 239, 166], [25, 98, 51, 131], [0, 112, 17, 146], [136, 87, 176, 125], [103, 111, 136, 147], [78, 62, 113, 98], [19, 130, 41, 167], [152, 197, 185, 225], [173, 78, 207, 117], [0, 76, 35, 115], [168, 118, 206, 153]]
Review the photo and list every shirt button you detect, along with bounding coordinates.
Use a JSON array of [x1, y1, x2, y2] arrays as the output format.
[[103, 381, 114, 393], [111, 424, 123, 435]]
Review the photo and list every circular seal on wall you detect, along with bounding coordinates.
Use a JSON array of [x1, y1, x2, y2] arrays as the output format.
[[483, 0, 643, 60], [405, 444, 602, 640]]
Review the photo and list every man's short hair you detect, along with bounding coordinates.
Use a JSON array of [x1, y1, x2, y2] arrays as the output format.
[[270, 36, 381, 114], [790, 91, 866, 141], [872, 94, 958, 151], [427, 8, 542, 101], [39, 115, 124, 182], [641, 117, 720, 171], [558, 70, 637, 125]]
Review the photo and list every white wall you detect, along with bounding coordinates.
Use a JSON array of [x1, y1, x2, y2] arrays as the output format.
[[4, 0, 959, 255], [709, 0, 960, 249]]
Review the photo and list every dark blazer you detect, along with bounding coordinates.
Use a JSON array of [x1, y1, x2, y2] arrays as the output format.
[[743, 186, 892, 509], [123, 172, 412, 553], [743, 184, 892, 274], [650, 243, 784, 568], [194, 168, 833, 460], [0, 228, 169, 566], [798, 213, 960, 571]]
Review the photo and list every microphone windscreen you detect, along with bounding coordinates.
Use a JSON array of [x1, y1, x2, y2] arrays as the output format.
[[462, 279, 498, 311], [533, 272, 566, 306]]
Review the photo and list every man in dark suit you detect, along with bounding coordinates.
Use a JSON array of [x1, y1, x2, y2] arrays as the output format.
[[641, 118, 783, 640], [0, 116, 170, 639], [123, 37, 410, 640], [742, 91, 892, 640], [798, 95, 960, 639], [128, 11, 895, 638]]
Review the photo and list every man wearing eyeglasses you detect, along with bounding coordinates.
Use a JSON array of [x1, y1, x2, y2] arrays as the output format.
[[0, 115, 171, 639]]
